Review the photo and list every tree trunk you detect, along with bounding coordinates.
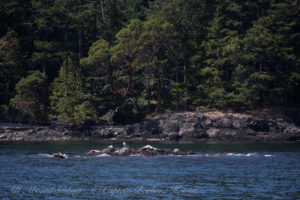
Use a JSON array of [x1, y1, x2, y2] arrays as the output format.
[[78, 27, 82, 59], [123, 71, 132, 98], [42, 62, 46, 74], [90, 78, 94, 103], [64, 25, 69, 44], [94, 13, 97, 41], [78, 0, 83, 59], [259, 56, 262, 73], [155, 69, 162, 113], [183, 42, 187, 111], [175, 47, 179, 111], [65, 24, 69, 68], [147, 68, 151, 114], [100, 0, 105, 23], [42, 31, 48, 74]]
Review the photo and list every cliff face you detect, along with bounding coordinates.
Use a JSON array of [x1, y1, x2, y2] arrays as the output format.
[[0, 111, 300, 142]]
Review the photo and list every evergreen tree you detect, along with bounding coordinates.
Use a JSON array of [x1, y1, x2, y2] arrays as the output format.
[[0, 0, 31, 36], [236, 0, 300, 106], [149, 0, 212, 111], [80, 39, 118, 117], [30, 0, 58, 74], [10, 71, 47, 122], [50, 57, 96, 123], [139, 17, 173, 112], [0, 0, 299, 124], [192, 0, 244, 108], [0, 30, 23, 109]]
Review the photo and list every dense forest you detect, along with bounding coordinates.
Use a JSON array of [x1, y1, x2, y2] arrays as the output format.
[[0, 0, 299, 124]]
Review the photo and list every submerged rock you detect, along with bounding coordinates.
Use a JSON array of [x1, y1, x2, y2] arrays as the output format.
[[215, 152, 229, 156], [85, 150, 101, 156], [53, 152, 68, 159]]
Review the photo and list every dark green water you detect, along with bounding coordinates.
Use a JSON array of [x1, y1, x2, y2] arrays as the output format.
[[0, 142, 299, 199]]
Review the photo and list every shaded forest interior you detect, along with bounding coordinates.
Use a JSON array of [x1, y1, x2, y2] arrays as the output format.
[[0, 0, 299, 124]]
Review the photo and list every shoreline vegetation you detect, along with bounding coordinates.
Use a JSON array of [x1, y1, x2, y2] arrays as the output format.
[[1, 109, 299, 142]]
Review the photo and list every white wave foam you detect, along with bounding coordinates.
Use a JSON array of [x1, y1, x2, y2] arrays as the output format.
[[129, 154, 143, 157], [95, 153, 111, 157], [227, 153, 257, 157], [245, 153, 257, 157], [38, 153, 53, 158], [185, 154, 201, 157], [38, 153, 68, 159], [227, 153, 236, 156], [205, 153, 257, 157], [264, 154, 272, 157]]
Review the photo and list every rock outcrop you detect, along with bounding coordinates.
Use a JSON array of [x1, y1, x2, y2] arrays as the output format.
[[123, 111, 300, 142], [53, 152, 68, 159], [85, 145, 194, 157], [0, 110, 299, 142]]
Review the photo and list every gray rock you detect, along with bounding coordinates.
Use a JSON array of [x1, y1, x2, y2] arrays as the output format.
[[220, 117, 232, 128], [102, 145, 115, 154], [118, 147, 131, 156], [166, 132, 182, 140], [1, 110, 300, 142], [206, 128, 220, 138], [85, 150, 102, 156], [53, 152, 68, 159]]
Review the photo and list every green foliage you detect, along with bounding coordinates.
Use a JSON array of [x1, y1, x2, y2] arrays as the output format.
[[50, 58, 96, 124], [10, 71, 47, 121], [0, 29, 23, 106], [80, 17, 173, 118], [82, 39, 110, 66]]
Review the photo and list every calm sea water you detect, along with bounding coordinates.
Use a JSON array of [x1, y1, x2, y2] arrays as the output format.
[[0, 142, 299, 199]]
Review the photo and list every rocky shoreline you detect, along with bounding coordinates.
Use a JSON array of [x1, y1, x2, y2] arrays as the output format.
[[0, 110, 300, 142]]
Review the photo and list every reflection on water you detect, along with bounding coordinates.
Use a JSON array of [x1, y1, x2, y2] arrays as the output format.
[[0, 142, 299, 199]]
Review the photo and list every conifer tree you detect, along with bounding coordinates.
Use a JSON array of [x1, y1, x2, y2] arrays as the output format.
[[0, 30, 23, 108], [10, 71, 47, 122], [50, 57, 96, 123]]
